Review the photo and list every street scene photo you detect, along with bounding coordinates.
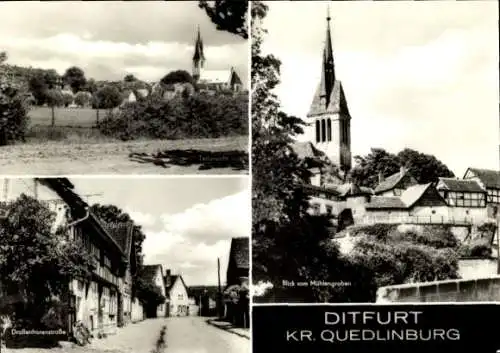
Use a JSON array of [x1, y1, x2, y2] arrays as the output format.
[[0, 1, 248, 174], [252, 0, 499, 303], [0, 177, 250, 352]]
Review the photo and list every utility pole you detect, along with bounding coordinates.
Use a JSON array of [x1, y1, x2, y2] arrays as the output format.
[[497, 214, 500, 274], [217, 258, 222, 319]]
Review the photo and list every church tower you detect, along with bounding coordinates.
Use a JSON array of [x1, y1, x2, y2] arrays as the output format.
[[192, 26, 205, 82], [306, 11, 352, 171]]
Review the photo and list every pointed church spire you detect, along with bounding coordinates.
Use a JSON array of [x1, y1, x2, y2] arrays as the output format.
[[319, 6, 335, 107], [193, 25, 205, 66]]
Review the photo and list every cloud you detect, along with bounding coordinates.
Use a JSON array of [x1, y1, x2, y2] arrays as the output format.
[[160, 190, 250, 245], [0, 1, 248, 83], [127, 210, 157, 228], [142, 190, 250, 285]]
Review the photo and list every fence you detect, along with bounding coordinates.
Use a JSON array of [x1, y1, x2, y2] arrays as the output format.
[[359, 215, 475, 226], [376, 275, 500, 302]]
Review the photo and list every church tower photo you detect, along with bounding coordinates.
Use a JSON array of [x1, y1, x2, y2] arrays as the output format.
[[306, 12, 352, 171], [192, 26, 205, 82], [190, 26, 244, 92]]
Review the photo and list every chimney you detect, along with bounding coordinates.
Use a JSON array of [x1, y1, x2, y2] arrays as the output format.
[[165, 269, 171, 286], [400, 166, 406, 176], [378, 172, 384, 183]]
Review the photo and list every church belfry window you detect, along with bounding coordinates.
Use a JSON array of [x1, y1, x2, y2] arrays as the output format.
[[327, 119, 332, 142], [321, 119, 326, 142], [315, 120, 320, 143]]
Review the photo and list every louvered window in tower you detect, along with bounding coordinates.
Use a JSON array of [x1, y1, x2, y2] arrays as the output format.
[[315, 120, 320, 143], [321, 119, 326, 142]]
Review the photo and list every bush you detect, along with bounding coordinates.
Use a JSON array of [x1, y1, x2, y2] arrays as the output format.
[[458, 237, 492, 258], [344, 238, 459, 301], [400, 226, 458, 249], [98, 92, 248, 140], [349, 224, 396, 241], [0, 77, 31, 145]]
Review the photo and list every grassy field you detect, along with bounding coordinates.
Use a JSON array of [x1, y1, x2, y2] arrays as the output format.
[[28, 107, 109, 127]]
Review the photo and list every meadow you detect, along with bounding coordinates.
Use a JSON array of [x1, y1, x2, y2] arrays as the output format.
[[28, 107, 108, 128]]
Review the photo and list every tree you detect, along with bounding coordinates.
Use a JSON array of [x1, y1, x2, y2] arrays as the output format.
[[85, 78, 98, 95], [350, 147, 455, 189], [397, 148, 455, 184], [93, 85, 123, 111], [124, 74, 137, 82], [44, 69, 60, 89], [199, 0, 248, 39], [74, 91, 91, 108], [160, 70, 195, 86], [45, 89, 64, 126], [62, 92, 73, 107], [0, 195, 95, 327], [62, 66, 87, 94], [251, 2, 344, 303], [1, 53, 31, 145], [28, 72, 48, 106]]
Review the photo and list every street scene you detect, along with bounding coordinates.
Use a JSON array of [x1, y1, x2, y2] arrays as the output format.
[[0, 177, 250, 352], [252, 0, 499, 303], [0, 1, 248, 174]]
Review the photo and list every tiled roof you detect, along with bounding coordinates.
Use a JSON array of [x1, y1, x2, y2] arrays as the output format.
[[199, 70, 231, 84], [367, 183, 443, 209], [102, 222, 134, 258], [165, 274, 189, 295], [229, 237, 249, 269], [437, 178, 485, 193], [365, 196, 407, 209], [400, 183, 434, 207], [307, 80, 351, 117], [465, 168, 500, 189], [373, 170, 410, 194], [139, 264, 161, 284], [335, 183, 373, 197], [291, 141, 323, 160]]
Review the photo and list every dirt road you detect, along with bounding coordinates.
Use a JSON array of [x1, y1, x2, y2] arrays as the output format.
[[0, 136, 248, 175]]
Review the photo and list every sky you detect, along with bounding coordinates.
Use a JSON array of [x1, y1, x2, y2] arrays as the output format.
[[261, 0, 499, 177], [0, 1, 248, 85], [2, 177, 250, 287]]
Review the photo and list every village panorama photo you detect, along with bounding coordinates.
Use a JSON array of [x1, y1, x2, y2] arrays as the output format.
[[0, 1, 249, 175], [251, 0, 500, 303], [0, 177, 250, 352]]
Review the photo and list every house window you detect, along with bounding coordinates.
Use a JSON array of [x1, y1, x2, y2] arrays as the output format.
[[178, 294, 183, 300], [488, 189, 500, 204], [393, 189, 402, 196], [311, 203, 321, 215], [327, 119, 332, 142], [321, 119, 326, 142], [325, 205, 333, 214], [447, 191, 485, 208]]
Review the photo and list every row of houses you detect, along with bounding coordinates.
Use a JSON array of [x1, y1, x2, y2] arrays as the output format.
[[0, 178, 250, 342], [304, 166, 500, 230], [0, 178, 145, 338]]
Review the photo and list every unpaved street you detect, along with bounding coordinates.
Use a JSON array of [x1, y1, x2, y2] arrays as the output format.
[[0, 136, 248, 175], [1, 317, 249, 353], [164, 316, 249, 353]]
